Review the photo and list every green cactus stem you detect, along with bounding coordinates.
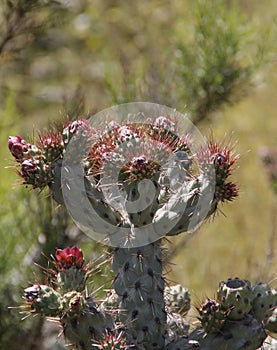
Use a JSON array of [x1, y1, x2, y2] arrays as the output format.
[[112, 241, 166, 349]]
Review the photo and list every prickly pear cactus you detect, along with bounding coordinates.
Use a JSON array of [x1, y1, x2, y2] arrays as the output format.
[[217, 277, 253, 320], [10, 109, 275, 350]]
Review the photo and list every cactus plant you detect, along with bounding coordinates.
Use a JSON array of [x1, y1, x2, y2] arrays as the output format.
[[8, 108, 275, 349]]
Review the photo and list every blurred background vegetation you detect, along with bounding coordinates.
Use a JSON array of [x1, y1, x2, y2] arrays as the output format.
[[1, 0, 277, 349]]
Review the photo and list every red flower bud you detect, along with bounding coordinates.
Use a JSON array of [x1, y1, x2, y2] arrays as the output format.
[[55, 246, 84, 269]]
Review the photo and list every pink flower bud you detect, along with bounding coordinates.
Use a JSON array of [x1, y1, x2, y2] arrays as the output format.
[[8, 136, 29, 161]]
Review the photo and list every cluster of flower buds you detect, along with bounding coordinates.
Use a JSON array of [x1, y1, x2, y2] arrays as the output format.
[[8, 119, 88, 189], [9, 115, 239, 219]]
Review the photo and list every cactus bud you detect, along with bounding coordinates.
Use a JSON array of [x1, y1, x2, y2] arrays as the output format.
[[8, 136, 29, 161], [55, 246, 86, 292], [198, 298, 226, 333]]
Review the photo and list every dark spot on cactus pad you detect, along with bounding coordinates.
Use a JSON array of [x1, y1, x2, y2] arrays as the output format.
[[147, 268, 154, 278], [244, 297, 249, 304], [143, 326, 148, 332], [123, 291, 128, 300], [123, 262, 130, 272], [103, 213, 109, 219], [243, 341, 251, 347], [261, 304, 264, 308], [132, 310, 139, 319], [135, 281, 141, 290], [152, 343, 158, 347]]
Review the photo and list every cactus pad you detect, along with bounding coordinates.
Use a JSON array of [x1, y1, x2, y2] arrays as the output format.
[[217, 277, 253, 320]]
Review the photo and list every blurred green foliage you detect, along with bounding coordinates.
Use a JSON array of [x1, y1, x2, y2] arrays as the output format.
[[0, 0, 277, 349]]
